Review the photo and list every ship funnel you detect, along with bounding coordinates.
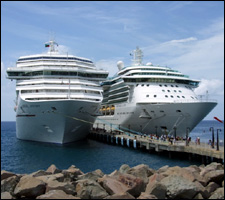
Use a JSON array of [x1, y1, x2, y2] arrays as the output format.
[[117, 61, 124, 71]]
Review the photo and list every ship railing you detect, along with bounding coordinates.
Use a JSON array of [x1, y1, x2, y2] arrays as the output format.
[[173, 99, 217, 103], [189, 141, 224, 151]]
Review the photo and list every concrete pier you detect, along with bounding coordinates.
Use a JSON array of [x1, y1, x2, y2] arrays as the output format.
[[89, 129, 224, 164]]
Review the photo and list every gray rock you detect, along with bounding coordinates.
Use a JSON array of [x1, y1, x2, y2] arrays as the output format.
[[104, 191, 135, 199], [76, 179, 109, 199], [36, 173, 65, 183], [204, 170, 224, 185], [206, 182, 220, 194], [14, 175, 46, 198], [161, 174, 201, 199], [193, 192, 204, 199], [157, 165, 169, 173], [62, 167, 84, 182], [98, 175, 130, 195], [36, 190, 80, 199], [1, 170, 16, 181], [147, 182, 167, 199], [209, 187, 224, 199], [1, 191, 14, 199], [30, 170, 52, 177], [46, 180, 76, 195], [145, 173, 166, 194], [1, 175, 21, 194], [46, 164, 62, 174], [137, 192, 157, 199], [77, 170, 104, 182], [126, 164, 154, 184], [119, 164, 130, 174], [206, 162, 224, 170]]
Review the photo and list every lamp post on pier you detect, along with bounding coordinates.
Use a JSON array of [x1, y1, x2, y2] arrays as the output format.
[[209, 127, 214, 148], [155, 126, 158, 136], [216, 129, 221, 151], [174, 126, 177, 140]]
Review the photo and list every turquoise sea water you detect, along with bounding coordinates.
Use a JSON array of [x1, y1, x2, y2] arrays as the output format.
[[1, 120, 224, 174]]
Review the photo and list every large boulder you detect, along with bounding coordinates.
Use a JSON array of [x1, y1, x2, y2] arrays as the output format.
[[161, 165, 207, 186], [46, 180, 76, 195], [1, 175, 21, 194], [30, 170, 52, 177], [46, 164, 62, 174], [99, 172, 145, 197], [145, 173, 166, 194], [77, 170, 104, 182], [62, 166, 84, 182], [35, 173, 65, 183], [204, 170, 224, 185], [160, 174, 201, 199], [205, 182, 220, 194], [76, 179, 109, 199], [104, 191, 135, 199], [137, 192, 157, 199], [119, 164, 130, 174], [1, 191, 14, 199], [209, 187, 224, 199], [126, 164, 154, 184], [146, 181, 167, 199], [1, 170, 17, 181], [14, 175, 46, 198], [98, 175, 130, 195], [36, 189, 80, 199]]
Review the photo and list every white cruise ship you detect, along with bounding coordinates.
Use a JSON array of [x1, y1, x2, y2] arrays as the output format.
[[6, 40, 108, 144], [94, 47, 217, 138]]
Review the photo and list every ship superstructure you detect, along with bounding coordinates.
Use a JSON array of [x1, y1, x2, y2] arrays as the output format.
[[94, 47, 217, 137], [7, 40, 108, 144]]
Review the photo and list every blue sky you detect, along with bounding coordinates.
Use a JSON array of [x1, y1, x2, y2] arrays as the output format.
[[1, 1, 224, 121]]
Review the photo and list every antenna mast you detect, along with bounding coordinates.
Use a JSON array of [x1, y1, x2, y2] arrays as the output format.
[[131, 46, 143, 66]]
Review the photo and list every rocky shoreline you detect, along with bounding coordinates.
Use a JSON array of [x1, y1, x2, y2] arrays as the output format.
[[1, 162, 224, 199]]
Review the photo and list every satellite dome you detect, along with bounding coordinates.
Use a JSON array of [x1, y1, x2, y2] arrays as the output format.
[[117, 61, 124, 71]]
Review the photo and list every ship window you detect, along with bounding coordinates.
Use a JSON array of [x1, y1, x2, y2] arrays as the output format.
[[141, 84, 144, 87], [159, 84, 162, 87], [162, 90, 165, 92], [164, 85, 167, 87], [182, 96, 185, 98], [177, 96, 180, 98], [146, 95, 149, 97], [176, 85, 179, 87], [179, 90, 182, 93], [165, 95, 168, 98], [147, 84, 149, 87], [167, 90, 170, 92], [176, 110, 181, 112], [136, 84, 139, 87], [154, 95, 157, 98], [171, 95, 174, 98], [174, 90, 177, 92], [171, 85, 174, 87]]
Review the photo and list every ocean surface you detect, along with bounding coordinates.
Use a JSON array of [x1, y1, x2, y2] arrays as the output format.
[[1, 120, 224, 174]]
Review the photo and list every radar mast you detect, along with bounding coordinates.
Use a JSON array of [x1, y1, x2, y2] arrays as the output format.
[[131, 46, 143, 66]]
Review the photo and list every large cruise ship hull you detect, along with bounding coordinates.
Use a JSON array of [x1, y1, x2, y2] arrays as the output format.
[[94, 101, 217, 137], [16, 97, 99, 144]]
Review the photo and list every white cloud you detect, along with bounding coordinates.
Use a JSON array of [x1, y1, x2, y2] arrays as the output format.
[[167, 37, 197, 44], [195, 79, 224, 96]]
